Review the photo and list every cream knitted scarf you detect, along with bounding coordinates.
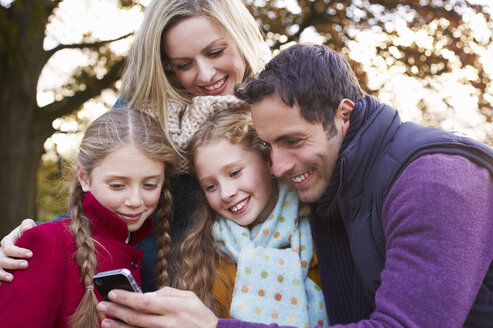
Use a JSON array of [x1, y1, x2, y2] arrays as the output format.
[[167, 95, 247, 174]]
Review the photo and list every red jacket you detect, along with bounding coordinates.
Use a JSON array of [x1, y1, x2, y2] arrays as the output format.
[[0, 192, 153, 328]]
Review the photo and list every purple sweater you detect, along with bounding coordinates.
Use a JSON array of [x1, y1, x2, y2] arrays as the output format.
[[217, 154, 493, 328]]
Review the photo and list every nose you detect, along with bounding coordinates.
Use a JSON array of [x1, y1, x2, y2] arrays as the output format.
[[125, 188, 144, 207], [270, 147, 295, 178], [220, 182, 237, 202], [196, 58, 215, 83]]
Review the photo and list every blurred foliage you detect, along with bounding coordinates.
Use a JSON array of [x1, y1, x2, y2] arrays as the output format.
[[2, 0, 491, 226], [247, 0, 492, 141], [0, 0, 136, 234], [37, 157, 73, 221], [37, 109, 96, 220]]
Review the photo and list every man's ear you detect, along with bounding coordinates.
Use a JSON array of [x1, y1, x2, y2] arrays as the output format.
[[77, 164, 91, 192], [337, 99, 354, 136]]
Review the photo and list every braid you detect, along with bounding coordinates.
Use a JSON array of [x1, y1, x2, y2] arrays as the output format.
[[155, 176, 174, 288], [69, 182, 102, 328], [173, 198, 220, 315], [67, 108, 178, 326]]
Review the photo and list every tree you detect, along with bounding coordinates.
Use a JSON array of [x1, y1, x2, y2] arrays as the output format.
[[0, 0, 137, 236], [247, 0, 492, 142], [1, 0, 491, 236]]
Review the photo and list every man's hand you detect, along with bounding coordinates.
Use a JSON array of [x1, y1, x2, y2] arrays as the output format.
[[97, 286, 219, 328]]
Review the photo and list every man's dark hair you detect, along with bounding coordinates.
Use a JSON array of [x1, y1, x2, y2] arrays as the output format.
[[235, 43, 365, 135]]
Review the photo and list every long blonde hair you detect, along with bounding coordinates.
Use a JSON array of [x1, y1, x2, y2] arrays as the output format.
[[69, 108, 178, 328], [173, 105, 270, 315], [119, 0, 268, 146]]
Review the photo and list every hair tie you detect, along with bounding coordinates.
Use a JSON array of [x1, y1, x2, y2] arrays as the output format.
[[86, 285, 94, 291]]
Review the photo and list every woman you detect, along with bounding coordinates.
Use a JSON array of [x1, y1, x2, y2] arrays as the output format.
[[119, 0, 268, 142], [0, 0, 270, 293]]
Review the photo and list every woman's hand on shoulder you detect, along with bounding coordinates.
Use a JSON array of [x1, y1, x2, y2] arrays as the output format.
[[0, 219, 36, 283], [98, 286, 219, 328]]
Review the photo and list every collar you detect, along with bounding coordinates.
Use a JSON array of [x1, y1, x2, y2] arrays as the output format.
[[81, 192, 153, 246], [315, 95, 385, 220]]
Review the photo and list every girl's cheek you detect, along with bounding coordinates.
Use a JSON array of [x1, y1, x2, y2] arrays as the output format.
[[205, 194, 220, 212], [148, 191, 163, 207]]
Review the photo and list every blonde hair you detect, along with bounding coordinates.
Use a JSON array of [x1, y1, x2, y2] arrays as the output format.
[[173, 106, 269, 315], [69, 108, 178, 328], [119, 0, 268, 148], [168, 95, 249, 174]]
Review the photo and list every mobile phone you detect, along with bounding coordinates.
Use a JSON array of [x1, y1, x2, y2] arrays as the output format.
[[93, 268, 142, 301]]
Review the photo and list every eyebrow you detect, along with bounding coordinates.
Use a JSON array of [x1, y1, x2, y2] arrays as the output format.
[[104, 174, 163, 180], [197, 161, 243, 184], [273, 133, 304, 144], [198, 176, 213, 185]]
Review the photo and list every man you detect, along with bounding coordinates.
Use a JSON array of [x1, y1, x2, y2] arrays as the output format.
[[94, 44, 492, 328], [233, 43, 493, 327]]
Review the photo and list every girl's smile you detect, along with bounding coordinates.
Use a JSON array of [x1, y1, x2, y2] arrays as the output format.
[[229, 197, 250, 214], [117, 212, 144, 223], [194, 139, 277, 227]]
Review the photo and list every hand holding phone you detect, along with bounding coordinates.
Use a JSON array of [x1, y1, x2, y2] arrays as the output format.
[[93, 268, 142, 301]]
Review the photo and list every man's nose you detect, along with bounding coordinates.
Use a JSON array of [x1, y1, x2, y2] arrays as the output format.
[[270, 147, 294, 178]]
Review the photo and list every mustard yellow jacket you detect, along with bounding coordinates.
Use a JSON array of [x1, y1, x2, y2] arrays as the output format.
[[212, 250, 322, 318]]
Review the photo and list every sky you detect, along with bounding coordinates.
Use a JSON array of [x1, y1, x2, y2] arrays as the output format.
[[25, 0, 493, 160]]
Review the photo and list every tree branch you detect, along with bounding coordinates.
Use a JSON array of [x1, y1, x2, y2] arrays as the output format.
[[32, 58, 125, 143], [43, 0, 63, 19], [44, 33, 132, 63]]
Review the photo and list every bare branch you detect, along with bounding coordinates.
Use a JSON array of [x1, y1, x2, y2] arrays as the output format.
[[44, 33, 133, 63], [32, 58, 125, 143], [44, 0, 63, 18]]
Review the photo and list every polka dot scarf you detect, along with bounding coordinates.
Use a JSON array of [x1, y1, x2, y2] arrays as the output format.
[[212, 180, 328, 328]]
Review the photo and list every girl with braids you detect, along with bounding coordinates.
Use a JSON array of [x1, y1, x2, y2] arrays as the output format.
[[169, 98, 328, 328], [1, 0, 270, 293], [0, 108, 177, 328]]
